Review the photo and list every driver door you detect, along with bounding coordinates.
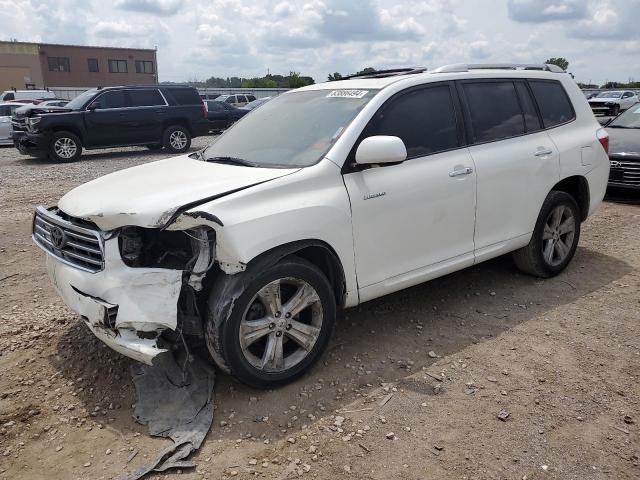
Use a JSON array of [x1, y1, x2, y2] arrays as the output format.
[[343, 83, 477, 302], [84, 90, 131, 147]]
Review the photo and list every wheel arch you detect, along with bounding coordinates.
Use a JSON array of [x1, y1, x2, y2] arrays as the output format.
[[162, 118, 192, 135], [50, 125, 84, 143], [551, 175, 590, 221]]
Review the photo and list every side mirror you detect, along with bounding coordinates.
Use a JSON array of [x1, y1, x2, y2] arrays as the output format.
[[355, 135, 407, 165], [86, 103, 99, 111]]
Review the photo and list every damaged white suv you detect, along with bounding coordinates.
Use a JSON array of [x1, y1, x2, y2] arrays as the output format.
[[33, 64, 609, 388]]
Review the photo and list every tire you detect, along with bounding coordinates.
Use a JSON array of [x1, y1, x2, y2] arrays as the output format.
[[162, 125, 191, 153], [49, 131, 82, 162], [513, 191, 581, 278], [205, 257, 336, 388]]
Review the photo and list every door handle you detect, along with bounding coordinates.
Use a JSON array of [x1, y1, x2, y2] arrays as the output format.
[[449, 167, 473, 177], [534, 148, 553, 157]]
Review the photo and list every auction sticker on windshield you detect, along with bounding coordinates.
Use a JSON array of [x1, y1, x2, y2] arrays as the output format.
[[327, 90, 369, 99]]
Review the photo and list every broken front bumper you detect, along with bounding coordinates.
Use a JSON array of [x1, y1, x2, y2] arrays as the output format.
[[44, 238, 184, 364]]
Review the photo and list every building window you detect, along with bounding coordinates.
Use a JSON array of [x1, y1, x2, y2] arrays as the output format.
[[87, 58, 99, 72], [47, 57, 70, 72], [135, 60, 154, 74], [108, 59, 128, 73]]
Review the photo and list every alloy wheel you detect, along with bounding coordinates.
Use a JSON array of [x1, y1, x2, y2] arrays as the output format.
[[53, 137, 77, 159], [169, 130, 187, 150], [239, 278, 323, 372], [542, 205, 575, 266]]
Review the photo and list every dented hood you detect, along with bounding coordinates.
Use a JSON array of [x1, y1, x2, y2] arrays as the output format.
[[58, 154, 298, 230]]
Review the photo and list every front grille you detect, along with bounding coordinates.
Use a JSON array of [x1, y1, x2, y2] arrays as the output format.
[[609, 156, 640, 187], [11, 116, 27, 133], [32, 206, 104, 273]]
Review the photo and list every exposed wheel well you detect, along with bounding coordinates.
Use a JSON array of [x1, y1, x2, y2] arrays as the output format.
[[245, 240, 347, 307], [552, 176, 590, 221]]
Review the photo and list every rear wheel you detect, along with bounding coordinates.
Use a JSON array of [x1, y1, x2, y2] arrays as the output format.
[[162, 125, 191, 153], [205, 257, 335, 388], [49, 131, 82, 162], [513, 191, 581, 278]]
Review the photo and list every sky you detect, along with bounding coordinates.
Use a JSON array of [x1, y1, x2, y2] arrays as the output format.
[[1, 0, 639, 85]]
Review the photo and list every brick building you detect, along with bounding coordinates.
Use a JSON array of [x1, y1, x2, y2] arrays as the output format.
[[0, 41, 158, 91]]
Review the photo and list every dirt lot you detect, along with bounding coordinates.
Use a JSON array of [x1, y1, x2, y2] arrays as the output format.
[[0, 140, 639, 480]]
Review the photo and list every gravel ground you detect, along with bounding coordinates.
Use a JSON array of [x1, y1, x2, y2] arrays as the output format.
[[0, 140, 639, 480]]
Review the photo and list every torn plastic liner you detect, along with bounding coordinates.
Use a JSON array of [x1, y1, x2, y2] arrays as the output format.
[[121, 352, 215, 480]]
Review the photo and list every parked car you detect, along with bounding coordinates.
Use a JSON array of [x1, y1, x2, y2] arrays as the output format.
[[588, 90, 639, 116], [240, 96, 272, 111], [216, 94, 256, 107], [12, 85, 210, 161], [200, 93, 221, 101], [205, 100, 248, 131], [37, 99, 69, 107], [0, 102, 29, 145], [1, 89, 56, 103], [605, 103, 640, 190], [32, 64, 609, 388]]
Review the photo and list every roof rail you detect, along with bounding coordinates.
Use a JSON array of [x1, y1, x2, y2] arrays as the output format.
[[432, 63, 565, 74], [340, 67, 427, 80]]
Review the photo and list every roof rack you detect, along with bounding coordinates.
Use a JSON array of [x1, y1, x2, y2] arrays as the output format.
[[432, 63, 565, 74], [341, 67, 427, 80]]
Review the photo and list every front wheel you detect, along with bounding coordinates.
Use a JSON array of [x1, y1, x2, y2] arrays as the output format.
[[162, 125, 191, 153], [513, 191, 581, 278], [49, 131, 82, 162], [205, 257, 336, 388]]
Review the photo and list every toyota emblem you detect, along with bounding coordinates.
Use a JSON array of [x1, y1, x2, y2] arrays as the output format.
[[50, 226, 66, 249]]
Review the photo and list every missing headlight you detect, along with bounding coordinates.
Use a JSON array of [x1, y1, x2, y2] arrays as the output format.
[[119, 226, 198, 269]]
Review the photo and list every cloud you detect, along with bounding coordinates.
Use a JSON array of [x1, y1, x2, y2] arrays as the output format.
[[568, 0, 640, 40], [115, 0, 183, 16], [507, 0, 588, 22]]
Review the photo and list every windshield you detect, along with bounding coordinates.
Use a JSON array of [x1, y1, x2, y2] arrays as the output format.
[[203, 89, 378, 168], [596, 91, 622, 98], [608, 104, 640, 128], [65, 89, 98, 110]]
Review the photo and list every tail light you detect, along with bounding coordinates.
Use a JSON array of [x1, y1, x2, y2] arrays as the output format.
[[597, 128, 609, 154], [201, 100, 208, 118]]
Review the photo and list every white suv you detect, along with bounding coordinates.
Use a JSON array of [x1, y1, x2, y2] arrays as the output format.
[[33, 64, 609, 387]]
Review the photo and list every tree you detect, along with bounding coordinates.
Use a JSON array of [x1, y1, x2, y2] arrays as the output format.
[[328, 72, 343, 81], [545, 57, 569, 71]]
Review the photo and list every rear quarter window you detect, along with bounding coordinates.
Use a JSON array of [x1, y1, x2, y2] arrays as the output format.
[[3, 93, 15, 101], [528, 80, 575, 128], [164, 87, 201, 105]]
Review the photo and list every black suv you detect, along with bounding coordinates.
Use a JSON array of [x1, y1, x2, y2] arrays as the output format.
[[12, 85, 210, 162]]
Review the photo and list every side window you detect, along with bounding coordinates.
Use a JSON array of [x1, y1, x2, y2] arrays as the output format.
[[514, 82, 542, 132], [247, 95, 256, 102], [528, 80, 575, 128], [0, 106, 9, 116], [129, 89, 165, 107], [167, 88, 200, 105], [462, 81, 524, 142], [238, 95, 247, 103], [226, 96, 235, 104], [207, 102, 223, 111], [366, 84, 459, 158], [3, 92, 14, 101], [622, 92, 632, 98], [90, 90, 128, 109]]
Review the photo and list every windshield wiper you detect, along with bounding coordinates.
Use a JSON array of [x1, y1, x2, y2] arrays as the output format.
[[189, 149, 205, 160], [205, 156, 258, 167], [607, 125, 632, 129]]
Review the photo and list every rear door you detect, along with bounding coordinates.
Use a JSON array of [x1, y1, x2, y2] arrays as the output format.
[[126, 88, 167, 143], [206, 101, 228, 129], [84, 89, 131, 147], [458, 79, 560, 261]]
